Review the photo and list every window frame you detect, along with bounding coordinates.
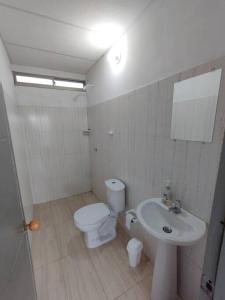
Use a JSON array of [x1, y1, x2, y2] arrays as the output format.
[[13, 72, 86, 92]]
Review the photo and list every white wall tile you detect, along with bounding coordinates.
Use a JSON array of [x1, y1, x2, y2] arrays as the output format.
[[87, 58, 225, 300], [17, 87, 91, 204]]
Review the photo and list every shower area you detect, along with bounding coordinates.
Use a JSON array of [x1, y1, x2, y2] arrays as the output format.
[[16, 85, 91, 205]]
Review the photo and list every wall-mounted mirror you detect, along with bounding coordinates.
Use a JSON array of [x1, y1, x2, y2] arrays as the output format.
[[171, 69, 222, 142]]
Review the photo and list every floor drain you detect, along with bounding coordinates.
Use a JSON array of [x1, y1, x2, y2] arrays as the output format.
[[162, 226, 172, 233]]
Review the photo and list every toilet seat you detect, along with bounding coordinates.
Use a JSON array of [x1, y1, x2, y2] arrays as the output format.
[[74, 203, 110, 232]]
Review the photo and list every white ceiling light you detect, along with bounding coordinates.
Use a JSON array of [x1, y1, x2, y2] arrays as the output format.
[[90, 23, 123, 49], [54, 80, 84, 89], [16, 75, 53, 86]]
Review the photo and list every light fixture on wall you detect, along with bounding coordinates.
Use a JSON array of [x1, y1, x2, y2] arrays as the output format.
[[107, 37, 127, 74]]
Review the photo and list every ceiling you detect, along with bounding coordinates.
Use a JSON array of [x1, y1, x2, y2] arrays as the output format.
[[0, 0, 152, 74]]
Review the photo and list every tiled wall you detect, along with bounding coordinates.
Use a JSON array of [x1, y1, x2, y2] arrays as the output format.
[[86, 0, 225, 106], [10, 107, 34, 221], [87, 57, 225, 300], [16, 87, 91, 204]]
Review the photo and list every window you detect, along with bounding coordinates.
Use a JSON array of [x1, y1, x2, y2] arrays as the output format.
[[16, 75, 53, 86], [54, 79, 84, 89], [14, 72, 85, 91]]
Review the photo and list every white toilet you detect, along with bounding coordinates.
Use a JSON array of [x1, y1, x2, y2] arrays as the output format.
[[73, 179, 125, 248]]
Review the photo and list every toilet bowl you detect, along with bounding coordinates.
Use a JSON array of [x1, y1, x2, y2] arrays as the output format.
[[73, 179, 125, 248]]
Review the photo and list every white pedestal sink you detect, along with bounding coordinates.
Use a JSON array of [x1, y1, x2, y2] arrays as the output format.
[[136, 198, 206, 300]]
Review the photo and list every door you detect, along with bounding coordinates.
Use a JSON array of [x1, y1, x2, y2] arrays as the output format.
[[199, 127, 225, 299], [0, 85, 37, 300], [214, 231, 225, 299]]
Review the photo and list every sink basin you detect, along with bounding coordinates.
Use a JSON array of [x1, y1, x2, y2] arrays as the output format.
[[136, 198, 206, 246], [136, 198, 206, 300]]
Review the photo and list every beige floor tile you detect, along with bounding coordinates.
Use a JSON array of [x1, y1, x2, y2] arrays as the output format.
[[35, 267, 49, 300], [117, 225, 130, 247], [32, 229, 42, 269], [33, 192, 153, 300], [67, 194, 86, 215], [35, 259, 68, 300], [115, 285, 146, 300], [139, 275, 153, 295], [62, 252, 108, 300], [51, 201, 71, 226], [88, 239, 136, 299], [33, 204, 40, 220], [116, 226, 153, 282], [108, 238, 153, 283], [32, 225, 62, 269], [131, 254, 153, 282], [55, 220, 85, 258], [82, 192, 98, 205], [116, 275, 152, 300], [52, 197, 71, 205], [34, 202, 54, 229]]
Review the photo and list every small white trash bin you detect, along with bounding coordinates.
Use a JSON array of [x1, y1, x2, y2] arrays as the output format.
[[127, 238, 143, 268]]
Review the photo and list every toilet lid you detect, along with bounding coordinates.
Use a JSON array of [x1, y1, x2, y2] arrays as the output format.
[[74, 203, 110, 226], [105, 179, 125, 192]]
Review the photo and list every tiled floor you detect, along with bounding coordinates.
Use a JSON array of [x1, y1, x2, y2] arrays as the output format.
[[32, 192, 153, 300]]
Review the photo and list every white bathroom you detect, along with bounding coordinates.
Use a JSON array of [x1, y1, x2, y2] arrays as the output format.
[[1, 1, 225, 300]]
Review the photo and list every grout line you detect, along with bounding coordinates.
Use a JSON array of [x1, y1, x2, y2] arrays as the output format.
[[33, 255, 68, 271], [86, 252, 110, 300], [84, 233, 140, 300], [32, 192, 96, 268], [112, 279, 145, 300], [76, 194, 110, 299], [33, 256, 71, 300], [72, 220, 109, 297], [112, 272, 153, 300], [33, 192, 152, 300]]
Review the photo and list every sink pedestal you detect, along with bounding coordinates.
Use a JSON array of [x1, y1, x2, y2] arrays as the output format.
[[151, 241, 177, 300], [136, 198, 206, 300]]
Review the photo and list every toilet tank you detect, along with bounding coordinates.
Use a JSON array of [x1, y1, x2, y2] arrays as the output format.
[[105, 179, 125, 213]]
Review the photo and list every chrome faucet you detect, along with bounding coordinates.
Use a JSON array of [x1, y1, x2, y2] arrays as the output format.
[[169, 200, 182, 214]]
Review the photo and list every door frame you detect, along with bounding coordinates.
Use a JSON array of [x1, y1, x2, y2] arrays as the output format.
[[0, 83, 37, 300], [199, 134, 225, 299]]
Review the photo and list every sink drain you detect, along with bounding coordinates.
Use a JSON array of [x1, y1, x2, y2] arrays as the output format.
[[162, 226, 172, 233]]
